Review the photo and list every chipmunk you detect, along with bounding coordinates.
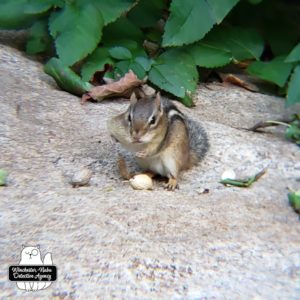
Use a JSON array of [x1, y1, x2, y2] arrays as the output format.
[[107, 92, 209, 190]]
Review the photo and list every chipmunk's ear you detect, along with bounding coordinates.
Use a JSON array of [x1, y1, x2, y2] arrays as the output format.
[[130, 92, 137, 105], [155, 92, 162, 112]]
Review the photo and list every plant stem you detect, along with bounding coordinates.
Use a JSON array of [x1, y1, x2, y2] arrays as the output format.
[[265, 120, 290, 127]]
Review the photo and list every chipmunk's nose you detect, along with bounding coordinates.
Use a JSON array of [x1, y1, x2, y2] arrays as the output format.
[[133, 136, 141, 143], [132, 130, 142, 142]]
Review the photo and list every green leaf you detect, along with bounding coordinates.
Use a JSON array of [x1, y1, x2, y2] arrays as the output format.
[[285, 120, 300, 144], [130, 57, 154, 79], [81, 48, 113, 82], [0, 169, 8, 186], [135, 57, 153, 72], [102, 17, 144, 44], [114, 60, 131, 78], [285, 43, 300, 63], [128, 0, 165, 28], [228, 28, 264, 60], [248, 0, 263, 4], [0, 0, 47, 29], [102, 18, 146, 62], [204, 27, 264, 61], [206, 0, 239, 24], [288, 190, 300, 213], [163, 0, 215, 47], [127, 61, 147, 79], [24, 0, 64, 14], [91, 0, 136, 26], [109, 47, 132, 60], [26, 19, 51, 55], [104, 39, 146, 57], [0, 0, 63, 29], [49, 2, 104, 66], [113, 57, 153, 80], [44, 58, 92, 95], [287, 65, 300, 106], [226, 0, 299, 56], [49, 4, 71, 37], [268, 31, 298, 57], [149, 49, 198, 106], [186, 42, 232, 67], [247, 57, 293, 87], [145, 29, 162, 43], [162, 0, 240, 47]]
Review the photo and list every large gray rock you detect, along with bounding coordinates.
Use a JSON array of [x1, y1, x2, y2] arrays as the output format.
[[0, 36, 299, 299]]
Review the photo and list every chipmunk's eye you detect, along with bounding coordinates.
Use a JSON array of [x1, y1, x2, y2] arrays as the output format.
[[149, 116, 156, 125], [128, 114, 131, 123]]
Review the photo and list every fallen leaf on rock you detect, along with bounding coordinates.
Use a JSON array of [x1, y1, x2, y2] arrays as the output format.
[[82, 70, 144, 103], [219, 73, 259, 92], [220, 168, 267, 188], [0, 169, 8, 186], [44, 58, 92, 96], [288, 190, 300, 214]]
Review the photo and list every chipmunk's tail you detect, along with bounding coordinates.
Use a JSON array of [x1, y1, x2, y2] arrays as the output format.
[[186, 118, 209, 162]]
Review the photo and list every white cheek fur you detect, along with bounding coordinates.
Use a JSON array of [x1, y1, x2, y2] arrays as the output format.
[[140, 131, 155, 143]]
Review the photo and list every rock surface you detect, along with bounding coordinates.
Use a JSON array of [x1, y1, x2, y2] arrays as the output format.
[[0, 35, 299, 299]]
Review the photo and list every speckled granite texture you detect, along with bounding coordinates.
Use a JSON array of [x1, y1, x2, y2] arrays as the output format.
[[0, 33, 299, 299]]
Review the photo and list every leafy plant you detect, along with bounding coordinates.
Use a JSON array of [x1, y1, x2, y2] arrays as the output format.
[[285, 118, 300, 145], [0, 169, 8, 186], [288, 190, 300, 214], [0, 0, 300, 106]]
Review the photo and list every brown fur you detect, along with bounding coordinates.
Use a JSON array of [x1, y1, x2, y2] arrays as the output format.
[[108, 93, 208, 190]]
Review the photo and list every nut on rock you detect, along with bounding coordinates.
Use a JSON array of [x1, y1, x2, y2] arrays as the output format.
[[129, 174, 153, 190], [221, 169, 236, 180], [70, 168, 93, 187]]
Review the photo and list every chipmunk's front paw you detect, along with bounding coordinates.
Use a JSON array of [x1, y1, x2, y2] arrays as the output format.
[[164, 178, 178, 191], [136, 150, 148, 158]]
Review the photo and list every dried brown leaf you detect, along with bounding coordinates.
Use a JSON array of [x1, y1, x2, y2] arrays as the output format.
[[219, 73, 259, 92], [233, 60, 252, 69], [82, 70, 144, 103]]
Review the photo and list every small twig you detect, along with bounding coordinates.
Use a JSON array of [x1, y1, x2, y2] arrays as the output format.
[[247, 118, 293, 132], [264, 120, 290, 127], [253, 167, 268, 182]]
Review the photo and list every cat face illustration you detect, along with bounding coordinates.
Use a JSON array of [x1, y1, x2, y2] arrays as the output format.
[[19, 245, 43, 265], [15, 245, 54, 291]]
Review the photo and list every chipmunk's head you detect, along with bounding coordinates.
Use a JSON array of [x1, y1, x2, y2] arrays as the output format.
[[126, 92, 167, 144]]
